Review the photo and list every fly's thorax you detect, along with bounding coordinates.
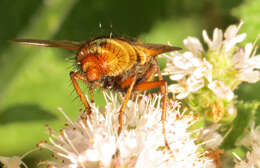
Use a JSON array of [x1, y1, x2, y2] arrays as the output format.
[[76, 38, 138, 78]]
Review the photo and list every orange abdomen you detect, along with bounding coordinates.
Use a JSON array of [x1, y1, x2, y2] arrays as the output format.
[[77, 38, 138, 77], [76, 38, 179, 79]]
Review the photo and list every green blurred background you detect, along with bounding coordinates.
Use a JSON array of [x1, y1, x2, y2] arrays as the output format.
[[0, 0, 260, 167]]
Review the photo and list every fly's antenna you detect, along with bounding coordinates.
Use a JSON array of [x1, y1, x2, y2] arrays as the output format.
[[109, 24, 113, 38], [98, 22, 104, 36], [99, 22, 102, 30]]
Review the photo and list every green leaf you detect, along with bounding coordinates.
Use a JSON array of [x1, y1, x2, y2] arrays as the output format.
[[221, 101, 259, 149], [0, 0, 77, 101], [0, 0, 79, 160]]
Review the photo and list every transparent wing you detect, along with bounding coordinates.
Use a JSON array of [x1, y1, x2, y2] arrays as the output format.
[[10, 39, 83, 51]]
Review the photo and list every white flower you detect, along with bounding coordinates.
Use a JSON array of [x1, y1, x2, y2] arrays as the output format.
[[235, 123, 260, 168], [208, 80, 234, 101], [202, 22, 246, 52], [135, 147, 169, 168], [233, 43, 260, 83], [168, 82, 190, 99], [164, 51, 203, 81], [39, 93, 215, 168], [203, 28, 223, 50], [168, 76, 204, 99], [184, 36, 204, 56], [165, 54, 213, 99], [0, 156, 26, 168], [237, 123, 260, 148], [199, 124, 224, 149], [0, 149, 37, 168], [38, 106, 117, 168], [164, 43, 213, 99], [84, 134, 116, 166], [223, 22, 246, 52]]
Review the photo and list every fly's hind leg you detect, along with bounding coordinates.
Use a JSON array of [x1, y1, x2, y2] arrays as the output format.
[[118, 74, 137, 135], [117, 61, 166, 135], [133, 61, 172, 154], [154, 59, 173, 157], [134, 81, 165, 91], [70, 71, 92, 115], [133, 60, 168, 121]]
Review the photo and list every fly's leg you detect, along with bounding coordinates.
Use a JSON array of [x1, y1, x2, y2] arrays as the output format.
[[118, 74, 137, 135], [119, 63, 158, 90], [88, 84, 95, 103], [134, 81, 165, 91], [70, 71, 92, 115], [117, 60, 168, 137], [125, 61, 172, 155], [154, 59, 173, 156]]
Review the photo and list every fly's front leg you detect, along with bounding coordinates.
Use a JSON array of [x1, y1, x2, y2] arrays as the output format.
[[70, 71, 92, 115], [88, 83, 95, 103]]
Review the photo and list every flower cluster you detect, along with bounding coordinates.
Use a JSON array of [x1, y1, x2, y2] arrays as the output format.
[[163, 22, 260, 122], [38, 93, 215, 168], [165, 22, 260, 101]]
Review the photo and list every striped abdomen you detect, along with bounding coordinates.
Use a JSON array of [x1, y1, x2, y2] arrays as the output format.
[[77, 38, 180, 80], [78, 38, 140, 77]]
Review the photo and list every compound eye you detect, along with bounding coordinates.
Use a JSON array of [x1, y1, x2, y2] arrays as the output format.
[[86, 67, 100, 81]]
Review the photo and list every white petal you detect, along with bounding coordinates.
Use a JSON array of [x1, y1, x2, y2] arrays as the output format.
[[224, 25, 239, 39], [192, 67, 204, 79], [85, 149, 99, 161], [188, 77, 204, 92], [176, 91, 190, 99], [184, 37, 204, 56], [168, 84, 190, 99], [224, 33, 246, 52], [208, 81, 234, 101], [202, 30, 212, 48], [245, 43, 254, 59], [203, 28, 223, 50], [212, 28, 223, 49], [135, 148, 166, 168], [174, 52, 195, 69], [250, 55, 260, 69], [168, 84, 185, 93], [118, 132, 140, 158], [239, 70, 260, 83], [233, 48, 246, 67], [203, 59, 213, 82], [169, 74, 186, 80]]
